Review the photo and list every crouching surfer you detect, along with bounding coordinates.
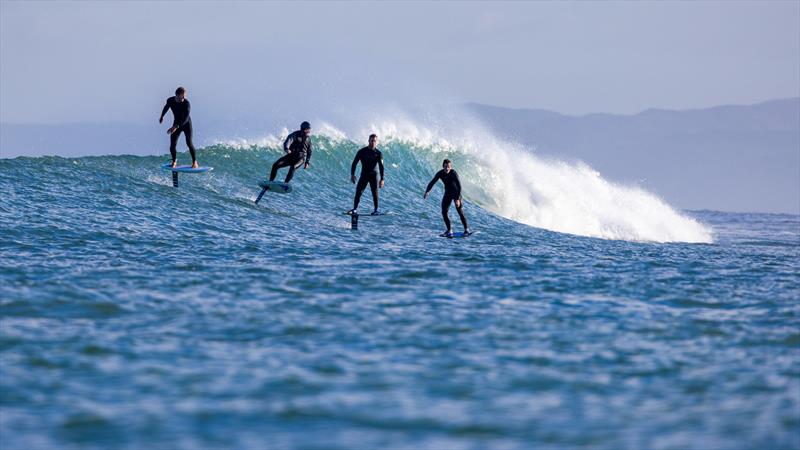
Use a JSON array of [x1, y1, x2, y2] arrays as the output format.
[[269, 121, 312, 183]]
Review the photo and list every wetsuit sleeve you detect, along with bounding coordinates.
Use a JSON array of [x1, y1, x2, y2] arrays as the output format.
[[453, 170, 462, 197], [351, 149, 360, 176], [160, 98, 171, 119], [305, 140, 312, 164], [283, 133, 294, 153], [378, 152, 385, 180], [174, 100, 191, 127], [425, 171, 441, 193]]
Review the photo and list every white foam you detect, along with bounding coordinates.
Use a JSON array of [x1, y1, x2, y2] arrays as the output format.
[[218, 132, 284, 150], [215, 123, 350, 151]]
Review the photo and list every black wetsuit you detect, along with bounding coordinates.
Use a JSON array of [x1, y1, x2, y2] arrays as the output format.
[[270, 130, 313, 183], [160, 96, 196, 163], [351, 146, 384, 211], [426, 169, 469, 232]]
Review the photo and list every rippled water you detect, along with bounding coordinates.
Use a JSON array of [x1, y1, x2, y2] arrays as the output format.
[[1, 143, 798, 449]]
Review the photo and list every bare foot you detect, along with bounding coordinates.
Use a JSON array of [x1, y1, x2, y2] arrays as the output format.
[[191, 162, 199, 169], [171, 160, 177, 168]]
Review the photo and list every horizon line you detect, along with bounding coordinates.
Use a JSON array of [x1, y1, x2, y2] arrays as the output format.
[[1, 96, 798, 127]]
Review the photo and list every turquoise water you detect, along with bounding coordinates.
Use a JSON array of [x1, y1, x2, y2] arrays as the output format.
[[1, 138, 798, 449]]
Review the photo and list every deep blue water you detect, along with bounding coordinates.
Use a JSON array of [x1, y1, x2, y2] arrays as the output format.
[[1, 141, 798, 449]]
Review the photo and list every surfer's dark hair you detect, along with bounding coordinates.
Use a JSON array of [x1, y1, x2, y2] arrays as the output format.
[[443, 159, 452, 165], [175, 86, 186, 95], [369, 134, 377, 139]]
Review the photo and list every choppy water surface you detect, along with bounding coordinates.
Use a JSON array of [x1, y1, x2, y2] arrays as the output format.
[[1, 141, 798, 449]]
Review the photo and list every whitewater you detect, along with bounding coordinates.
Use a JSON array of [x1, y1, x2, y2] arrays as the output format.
[[1, 120, 797, 449]]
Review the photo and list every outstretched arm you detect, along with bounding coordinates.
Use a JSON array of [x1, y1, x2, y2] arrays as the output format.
[[453, 171, 464, 207], [283, 134, 294, 154], [304, 140, 312, 165], [351, 151, 360, 177], [424, 171, 441, 197], [159, 99, 170, 123]]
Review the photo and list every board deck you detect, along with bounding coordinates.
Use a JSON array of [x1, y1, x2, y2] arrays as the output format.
[[161, 163, 213, 173]]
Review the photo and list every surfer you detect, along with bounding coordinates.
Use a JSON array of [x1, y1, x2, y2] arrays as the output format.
[[159, 86, 198, 169], [269, 121, 313, 183], [424, 159, 470, 238], [347, 134, 385, 215]]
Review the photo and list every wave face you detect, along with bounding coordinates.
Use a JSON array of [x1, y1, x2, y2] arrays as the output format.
[[0, 117, 713, 243], [217, 121, 712, 243], [0, 122, 715, 243]]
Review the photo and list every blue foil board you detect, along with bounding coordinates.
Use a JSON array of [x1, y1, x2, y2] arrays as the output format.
[[258, 181, 293, 194], [343, 210, 390, 216], [441, 231, 479, 239]]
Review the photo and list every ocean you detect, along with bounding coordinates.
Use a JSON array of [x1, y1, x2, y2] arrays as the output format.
[[1, 129, 798, 449]]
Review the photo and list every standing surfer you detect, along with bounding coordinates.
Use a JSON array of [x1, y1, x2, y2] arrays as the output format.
[[424, 159, 470, 238], [347, 134, 385, 215], [269, 121, 313, 184], [159, 86, 198, 169]]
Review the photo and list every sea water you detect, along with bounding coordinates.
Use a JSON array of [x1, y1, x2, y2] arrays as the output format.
[[1, 132, 797, 449]]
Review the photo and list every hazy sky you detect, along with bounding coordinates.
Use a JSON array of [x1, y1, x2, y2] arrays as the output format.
[[1, 1, 798, 124]]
